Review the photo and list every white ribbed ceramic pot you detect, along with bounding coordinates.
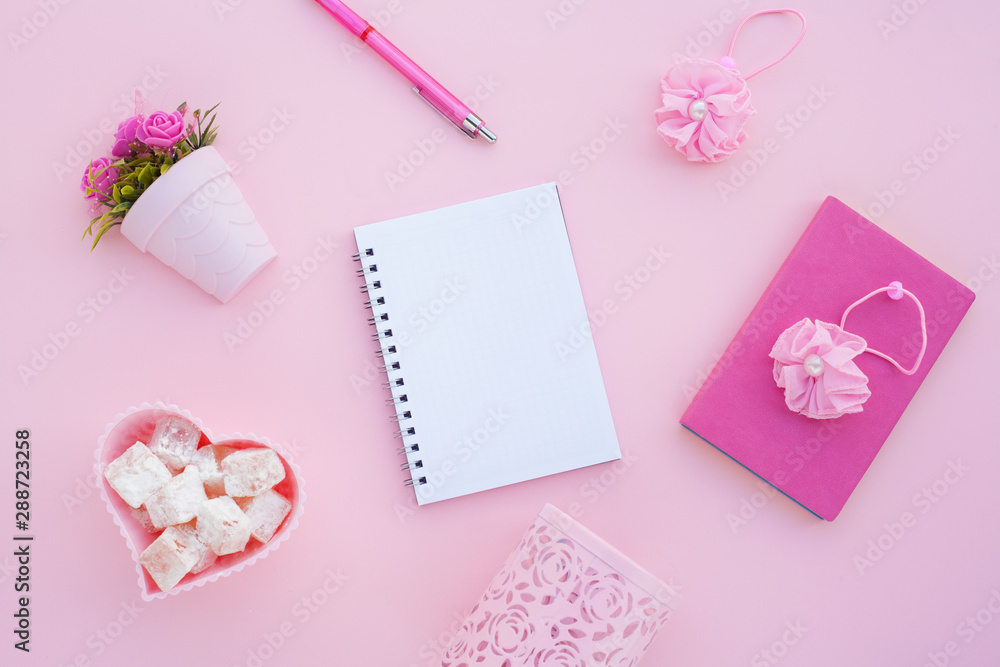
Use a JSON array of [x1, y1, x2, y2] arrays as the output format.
[[120, 146, 276, 303]]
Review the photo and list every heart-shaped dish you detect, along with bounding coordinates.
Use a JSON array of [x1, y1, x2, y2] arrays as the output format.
[[94, 402, 305, 601]]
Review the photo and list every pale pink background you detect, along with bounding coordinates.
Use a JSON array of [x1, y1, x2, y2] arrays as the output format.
[[1, 1, 998, 665]]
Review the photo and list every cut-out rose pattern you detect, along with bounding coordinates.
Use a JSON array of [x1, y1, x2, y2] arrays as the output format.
[[442, 505, 676, 667]]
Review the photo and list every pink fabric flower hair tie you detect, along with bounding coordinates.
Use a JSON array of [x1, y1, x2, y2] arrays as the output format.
[[769, 282, 928, 419], [655, 9, 806, 163]]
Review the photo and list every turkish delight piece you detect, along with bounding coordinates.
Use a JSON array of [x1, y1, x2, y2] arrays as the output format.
[[104, 441, 172, 509], [174, 522, 218, 575], [222, 448, 285, 497], [191, 445, 234, 498], [145, 466, 209, 529], [131, 506, 160, 533], [148, 415, 201, 474], [139, 526, 200, 592], [197, 496, 251, 556], [238, 489, 292, 543]]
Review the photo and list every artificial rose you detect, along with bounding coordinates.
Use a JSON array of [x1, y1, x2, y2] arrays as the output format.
[[137, 110, 187, 148], [654, 58, 755, 163], [111, 115, 143, 157], [80, 157, 118, 200]]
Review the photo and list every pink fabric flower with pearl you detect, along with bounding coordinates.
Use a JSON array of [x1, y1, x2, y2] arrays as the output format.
[[769, 318, 871, 419], [654, 58, 755, 163]]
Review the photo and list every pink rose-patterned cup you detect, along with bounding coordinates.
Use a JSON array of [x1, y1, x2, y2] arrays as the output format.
[[442, 505, 678, 667]]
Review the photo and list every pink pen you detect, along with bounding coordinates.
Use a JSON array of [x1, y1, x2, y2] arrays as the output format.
[[315, 0, 497, 143]]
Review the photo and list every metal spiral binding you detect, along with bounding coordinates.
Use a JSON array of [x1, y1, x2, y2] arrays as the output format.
[[354, 247, 425, 487]]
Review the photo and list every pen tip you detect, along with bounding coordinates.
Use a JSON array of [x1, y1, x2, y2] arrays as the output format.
[[479, 126, 497, 144]]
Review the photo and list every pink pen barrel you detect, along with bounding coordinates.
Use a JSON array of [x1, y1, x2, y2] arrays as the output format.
[[314, 0, 494, 141], [361, 30, 471, 124], [314, 0, 368, 35]]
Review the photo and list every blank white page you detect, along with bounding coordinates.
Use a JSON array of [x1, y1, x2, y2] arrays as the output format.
[[354, 183, 621, 505]]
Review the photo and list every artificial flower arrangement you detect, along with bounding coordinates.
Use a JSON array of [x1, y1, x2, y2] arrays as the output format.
[[81, 103, 219, 248], [78, 96, 276, 303]]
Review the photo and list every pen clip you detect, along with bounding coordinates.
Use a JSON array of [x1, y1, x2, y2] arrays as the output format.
[[412, 87, 484, 140]]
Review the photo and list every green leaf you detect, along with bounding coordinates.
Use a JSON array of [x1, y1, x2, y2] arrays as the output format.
[[121, 185, 135, 197], [138, 164, 153, 187], [112, 184, 122, 204]]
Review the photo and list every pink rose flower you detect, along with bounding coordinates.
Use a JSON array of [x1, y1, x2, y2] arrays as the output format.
[[137, 110, 187, 148], [769, 318, 871, 419], [654, 59, 755, 163], [80, 157, 118, 200], [111, 115, 143, 157]]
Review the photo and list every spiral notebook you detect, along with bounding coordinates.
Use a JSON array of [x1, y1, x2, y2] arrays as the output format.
[[353, 183, 622, 505]]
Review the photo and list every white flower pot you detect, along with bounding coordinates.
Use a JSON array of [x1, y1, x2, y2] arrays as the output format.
[[120, 146, 277, 303]]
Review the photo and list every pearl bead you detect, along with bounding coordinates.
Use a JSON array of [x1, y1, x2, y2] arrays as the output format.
[[688, 99, 709, 122], [803, 354, 825, 378]]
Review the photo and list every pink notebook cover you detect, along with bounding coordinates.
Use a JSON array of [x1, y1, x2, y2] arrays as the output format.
[[680, 196, 975, 520]]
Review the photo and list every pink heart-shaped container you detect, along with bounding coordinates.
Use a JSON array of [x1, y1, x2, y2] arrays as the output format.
[[94, 402, 305, 601]]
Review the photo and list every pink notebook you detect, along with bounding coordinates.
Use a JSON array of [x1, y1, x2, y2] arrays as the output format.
[[681, 197, 975, 520]]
